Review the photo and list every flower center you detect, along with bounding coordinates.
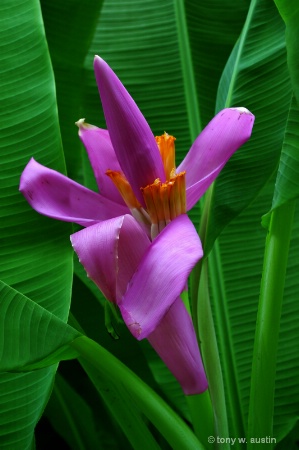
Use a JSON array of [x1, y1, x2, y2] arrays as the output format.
[[141, 170, 186, 238], [106, 133, 186, 239]]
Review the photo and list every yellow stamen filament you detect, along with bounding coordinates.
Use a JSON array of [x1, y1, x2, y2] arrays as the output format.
[[155, 132, 176, 181], [106, 170, 141, 210]]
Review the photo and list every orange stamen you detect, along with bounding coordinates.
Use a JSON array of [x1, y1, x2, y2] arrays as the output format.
[[155, 132, 176, 181], [106, 170, 141, 210], [141, 180, 159, 226], [141, 171, 186, 238]]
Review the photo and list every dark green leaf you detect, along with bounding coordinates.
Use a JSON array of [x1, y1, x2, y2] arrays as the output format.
[[205, 0, 292, 251], [185, 0, 249, 128], [40, 0, 104, 181], [274, 0, 299, 105], [45, 372, 103, 450], [271, 96, 299, 210], [209, 178, 299, 442]]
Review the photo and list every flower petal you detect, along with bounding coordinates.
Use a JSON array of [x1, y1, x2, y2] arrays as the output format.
[[76, 120, 125, 205], [177, 107, 255, 210], [119, 214, 203, 340], [70, 215, 150, 303], [94, 56, 165, 204], [19, 158, 128, 226], [148, 297, 208, 395]]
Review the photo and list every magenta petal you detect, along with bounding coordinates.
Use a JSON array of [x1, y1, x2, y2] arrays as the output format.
[[77, 121, 125, 205], [148, 297, 208, 395], [177, 107, 255, 210], [71, 215, 150, 303], [119, 214, 203, 340], [20, 158, 128, 226], [94, 56, 165, 204]]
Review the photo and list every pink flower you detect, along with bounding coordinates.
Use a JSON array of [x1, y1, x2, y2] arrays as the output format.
[[20, 56, 254, 394]]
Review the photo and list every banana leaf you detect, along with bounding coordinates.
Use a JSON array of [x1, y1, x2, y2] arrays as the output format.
[[0, 0, 73, 448]]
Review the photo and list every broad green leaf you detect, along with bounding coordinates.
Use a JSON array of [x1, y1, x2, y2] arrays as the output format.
[[274, 0, 299, 105], [0, 369, 56, 450], [185, 0, 249, 128], [0, 0, 73, 447], [0, 0, 72, 313], [0, 281, 80, 372], [205, 0, 292, 252], [40, 0, 104, 181]]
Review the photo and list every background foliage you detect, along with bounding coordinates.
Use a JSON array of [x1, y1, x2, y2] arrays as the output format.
[[1, 0, 298, 448]]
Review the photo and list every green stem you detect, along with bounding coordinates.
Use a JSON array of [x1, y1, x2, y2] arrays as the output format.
[[198, 259, 230, 450], [190, 185, 228, 446], [191, 259, 203, 338], [191, 185, 214, 337], [209, 242, 245, 449], [70, 336, 206, 450], [247, 201, 296, 448], [186, 391, 214, 446]]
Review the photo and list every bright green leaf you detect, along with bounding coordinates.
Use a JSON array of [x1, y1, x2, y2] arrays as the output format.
[[0, 0, 73, 447], [0, 281, 80, 372]]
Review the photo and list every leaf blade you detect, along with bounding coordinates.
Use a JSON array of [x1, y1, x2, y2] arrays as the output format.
[[0, 0, 73, 447], [205, 0, 291, 251]]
